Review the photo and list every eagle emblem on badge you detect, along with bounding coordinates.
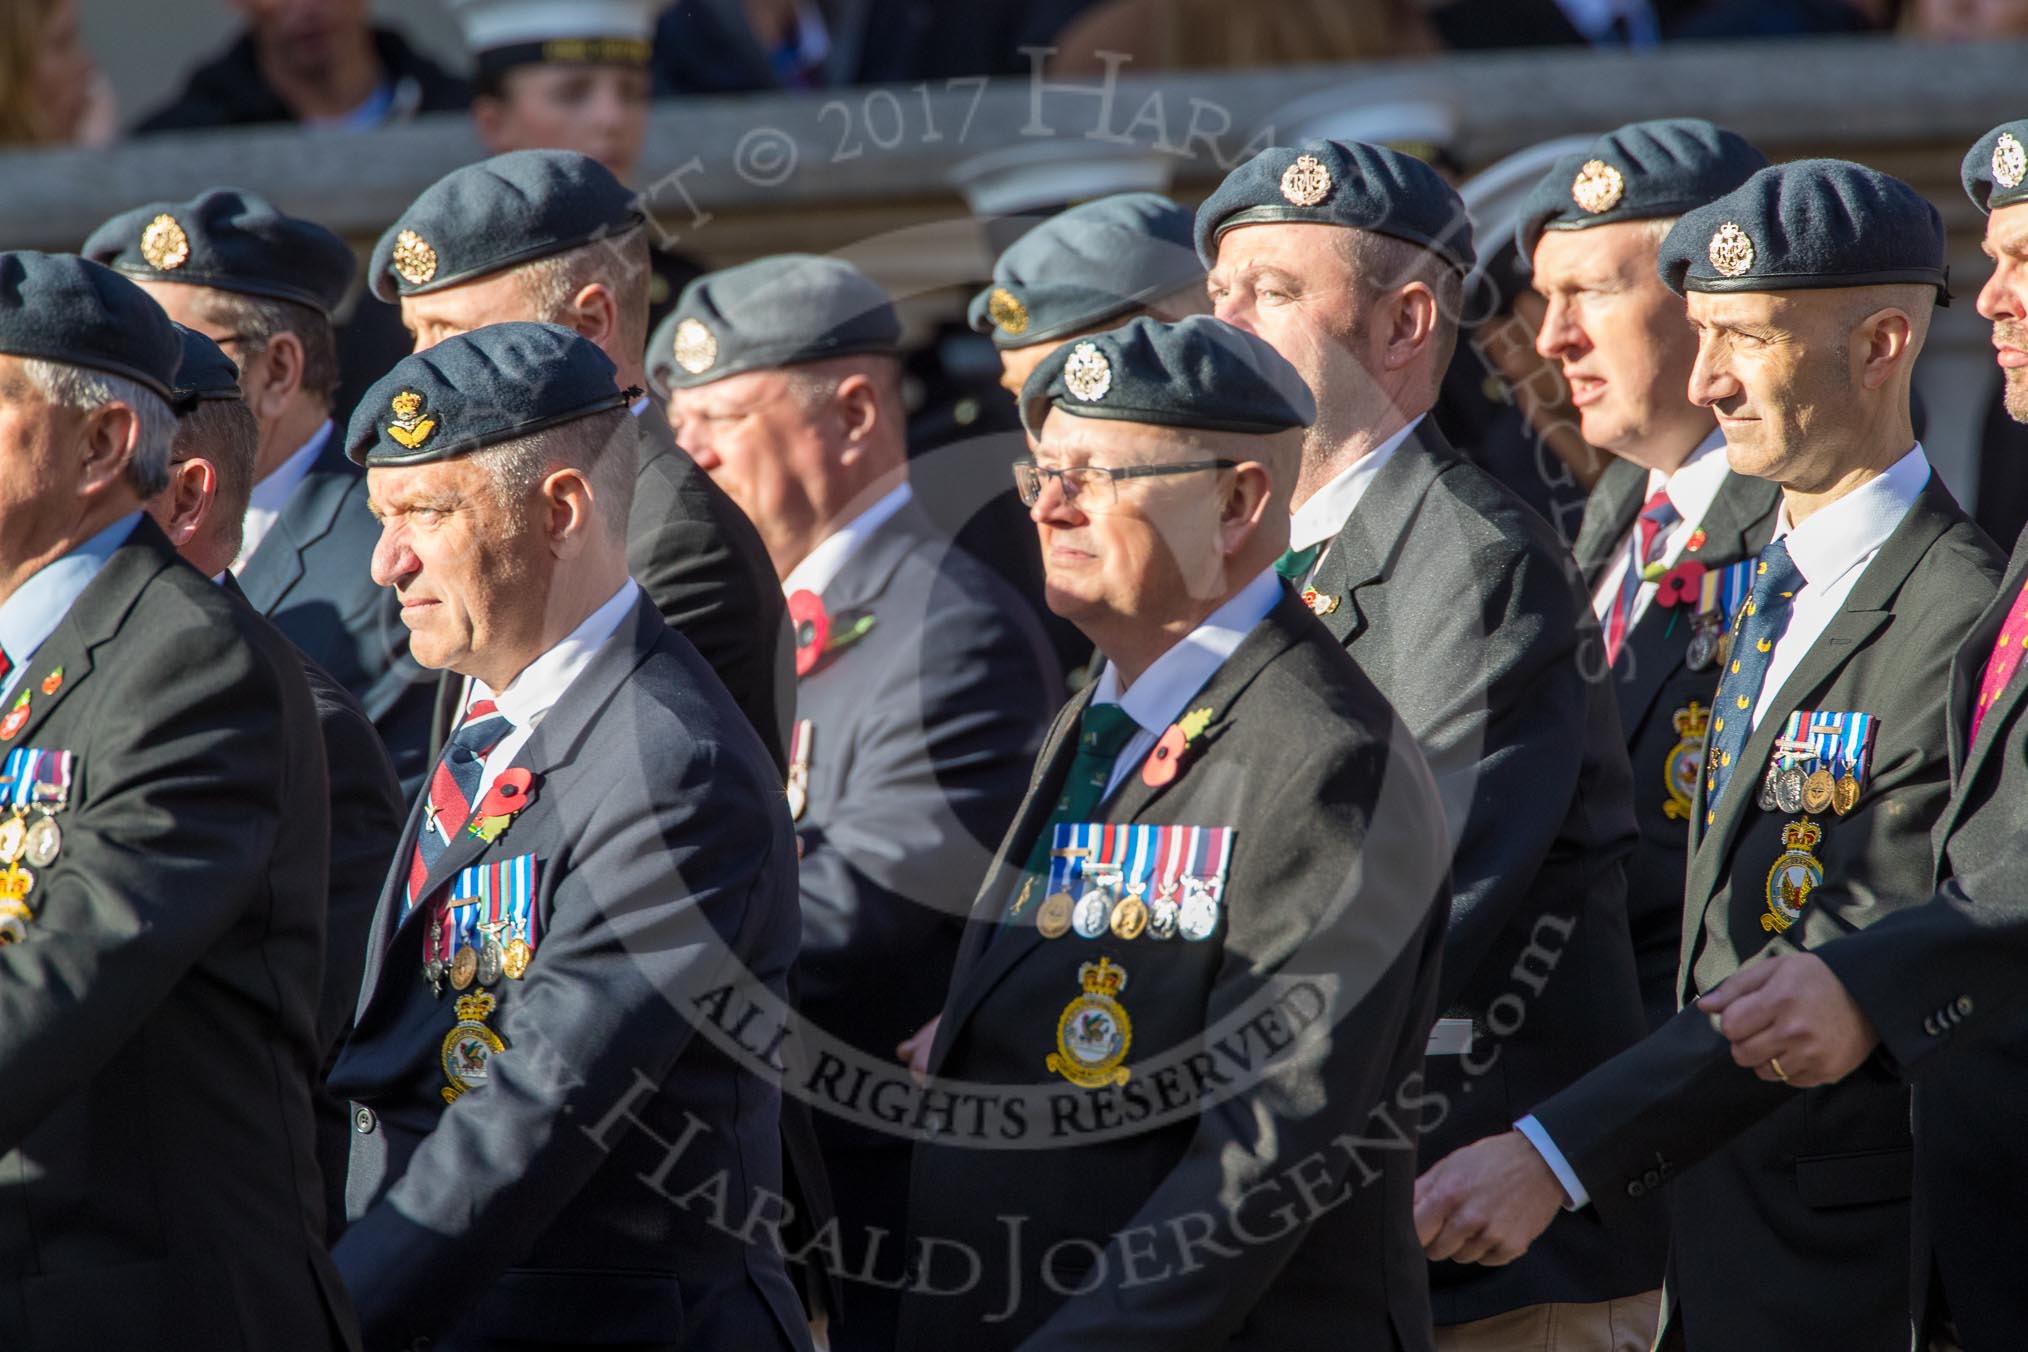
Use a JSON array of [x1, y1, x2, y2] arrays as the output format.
[[987, 286, 1030, 336], [1996, 133, 2028, 191], [391, 229, 439, 287], [141, 214, 191, 271], [1046, 958, 1133, 1088], [1762, 818, 1823, 934], [1280, 153, 1332, 207], [1571, 159, 1625, 214], [1062, 342, 1113, 402], [1708, 222, 1755, 278], [674, 318, 718, 375], [386, 390, 439, 450]]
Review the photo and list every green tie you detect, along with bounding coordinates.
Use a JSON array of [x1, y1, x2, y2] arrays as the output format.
[[1006, 702, 1143, 919], [1275, 543, 1321, 582]]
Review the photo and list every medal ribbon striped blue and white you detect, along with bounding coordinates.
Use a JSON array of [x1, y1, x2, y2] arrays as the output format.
[[0, 748, 73, 809], [449, 853, 543, 958]]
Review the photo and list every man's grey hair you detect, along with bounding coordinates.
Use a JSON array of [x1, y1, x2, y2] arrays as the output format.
[[201, 291, 341, 408], [514, 229, 653, 357], [475, 407, 638, 544], [22, 359, 178, 497]]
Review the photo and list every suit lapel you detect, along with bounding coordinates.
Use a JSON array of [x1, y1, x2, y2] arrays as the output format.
[[1685, 476, 1955, 935], [817, 501, 934, 618], [1308, 422, 1449, 646], [236, 438, 353, 613], [1573, 456, 1648, 589], [1940, 538, 2028, 833]]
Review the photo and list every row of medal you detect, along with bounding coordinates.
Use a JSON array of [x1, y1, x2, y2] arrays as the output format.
[[423, 852, 542, 995], [1030, 822, 1234, 944], [1682, 558, 1756, 673], [0, 749, 74, 945], [1756, 710, 1875, 817]]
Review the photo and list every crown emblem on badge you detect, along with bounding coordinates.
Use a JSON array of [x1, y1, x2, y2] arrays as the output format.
[[1062, 342, 1113, 402], [386, 390, 439, 450], [1781, 818, 1823, 852], [141, 214, 191, 271], [1280, 153, 1333, 208], [1080, 956, 1128, 997], [455, 990, 497, 1022], [674, 318, 718, 374], [1996, 133, 2027, 191], [1672, 701, 1711, 739], [1571, 159, 1625, 214], [1708, 221, 1755, 278], [391, 229, 439, 287], [987, 286, 1030, 335]]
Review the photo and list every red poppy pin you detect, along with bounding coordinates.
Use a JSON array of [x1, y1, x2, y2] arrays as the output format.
[[1142, 706, 1216, 788], [469, 769, 539, 843], [1654, 558, 1707, 609], [1685, 529, 1707, 554], [0, 691, 28, 742], [788, 589, 877, 678], [39, 668, 62, 696]]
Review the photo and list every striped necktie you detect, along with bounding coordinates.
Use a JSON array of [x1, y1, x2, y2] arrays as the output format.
[[1701, 538, 1804, 821], [1606, 488, 1679, 664], [405, 700, 512, 914]]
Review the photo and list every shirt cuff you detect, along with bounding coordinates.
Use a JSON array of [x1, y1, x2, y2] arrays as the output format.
[[1515, 1114, 1588, 1211]]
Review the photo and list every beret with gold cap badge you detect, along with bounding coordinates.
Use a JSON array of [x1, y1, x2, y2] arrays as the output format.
[[968, 193, 1205, 350], [1020, 313, 1315, 441], [83, 188, 356, 317], [1516, 118, 1768, 259], [662, 254, 901, 391]]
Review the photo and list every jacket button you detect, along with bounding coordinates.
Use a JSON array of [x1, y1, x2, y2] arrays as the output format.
[[1626, 1180, 1645, 1199], [1924, 1017, 1940, 1036], [1642, 1169, 1662, 1187], [1957, 996, 1974, 1017], [353, 1106, 377, 1135]]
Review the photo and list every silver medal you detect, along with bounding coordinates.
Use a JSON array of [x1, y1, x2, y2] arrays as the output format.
[[1775, 765, 1807, 815], [1757, 763, 1779, 812], [1178, 877, 1220, 942], [1685, 627, 1717, 672], [23, 814, 60, 869], [1072, 888, 1114, 940], [477, 936, 505, 987]]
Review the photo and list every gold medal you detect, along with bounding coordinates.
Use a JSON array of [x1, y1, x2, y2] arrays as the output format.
[[1802, 768, 1835, 815], [502, 937, 532, 980], [1832, 772, 1860, 816], [1109, 892, 1149, 940], [1036, 891, 1073, 939], [0, 810, 26, 865], [450, 945, 478, 991], [23, 814, 60, 869], [785, 780, 807, 822]]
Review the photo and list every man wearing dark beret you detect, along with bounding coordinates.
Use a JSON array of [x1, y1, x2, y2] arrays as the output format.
[[147, 324, 406, 1245], [899, 313, 1452, 1350], [375, 149, 791, 772], [326, 321, 811, 1352], [0, 253, 356, 1348], [1416, 159, 2002, 1352], [1699, 120, 2028, 1352], [1525, 119, 1779, 1035], [1200, 138, 1652, 1345], [666, 254, 1061, 1352], [83, 187, 437, 795]]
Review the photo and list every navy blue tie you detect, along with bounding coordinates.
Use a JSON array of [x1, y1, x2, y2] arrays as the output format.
[[1703, 538, 1805, 822]]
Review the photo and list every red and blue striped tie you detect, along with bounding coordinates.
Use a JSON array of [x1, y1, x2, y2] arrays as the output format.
[[404, 700, 511, 915]]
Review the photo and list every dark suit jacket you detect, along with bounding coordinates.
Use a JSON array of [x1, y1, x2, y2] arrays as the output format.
[[901, 589, 1452, 1351], [329, 595, 810, 1352], [134, 26, 469, 133], [237, 432, 435, 796], [1817, 527, 2028, 1351], [221, 571, 406, 1242], [626, 412, 793, 772], [1572, 454, 1782, 1030], [1304, 418, 1656, 1320], [1535, 474, 2001, 1352], [0, 520, 356, 1352]]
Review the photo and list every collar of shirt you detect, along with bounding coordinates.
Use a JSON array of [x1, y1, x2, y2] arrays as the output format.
[[630, 395, 651, 417], [781, 482, 914, 599], [1590, 427, 1728, 624], [1747, 442, 1929, 732], [1288, 414, 1423, 552], [233, 419, 333, 573], [1088, 568, 1283, 799], [0, 512, 139, 700], [463, 580, 641, 804]]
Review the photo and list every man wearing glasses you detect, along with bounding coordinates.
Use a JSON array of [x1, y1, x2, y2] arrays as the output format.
[[665, 254, 1060, 1352], [84, 189, 435, 794], [1200, 141, 1654, 1347], [900, 314, 1452, 1350]]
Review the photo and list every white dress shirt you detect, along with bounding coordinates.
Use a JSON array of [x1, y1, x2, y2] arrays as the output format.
[[1086, 569, 1283, 799], [781, 483, 913, 598], [1520, 443, 1932, 1209], [457, 581, 639, 803], [1590, 429, 1730, 627], [1287, 415, 1423, 554], [232, 419, 332, 574]]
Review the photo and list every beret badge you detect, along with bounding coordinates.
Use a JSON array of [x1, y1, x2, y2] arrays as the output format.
[[1062, 342, 1113, 402], [391, 230, 439, 287], [673, 318, 718, 375], [987, 286, 1030, 336], [1571, 160, 1625, 215], [141, 214, 191, 271], [1708, 222, 1756, 279], [386, 390, 439, 450], [1996, 133, 2027, 192], [1279, 154, 1333, 208]]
